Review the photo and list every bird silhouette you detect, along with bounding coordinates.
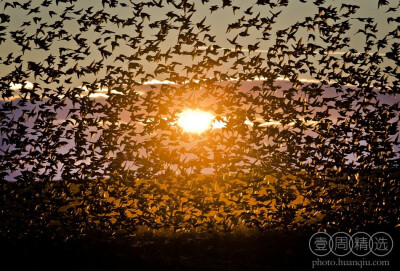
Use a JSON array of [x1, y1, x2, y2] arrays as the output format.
[[0, 0, 398, 242]]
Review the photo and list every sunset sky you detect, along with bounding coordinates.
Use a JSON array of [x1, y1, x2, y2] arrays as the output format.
[[0, 0, 396, 86]]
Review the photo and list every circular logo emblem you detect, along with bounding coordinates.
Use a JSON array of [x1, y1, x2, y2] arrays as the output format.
[[351, 232, 371, 256], [309, 232, 332, 256], [370, 232, 393, 257], [330, 232, 352, 256], [309, 231, 393, 257]]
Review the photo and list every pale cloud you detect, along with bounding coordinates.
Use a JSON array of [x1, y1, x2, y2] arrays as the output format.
[[9, 81, 33, 90], [78, 85, 127, 98], [143, 79, 177, 85]]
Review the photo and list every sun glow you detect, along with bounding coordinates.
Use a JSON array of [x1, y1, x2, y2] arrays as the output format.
[[177, 109, 215, 134]]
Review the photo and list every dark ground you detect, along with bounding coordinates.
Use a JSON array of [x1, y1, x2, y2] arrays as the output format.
[[1, 229, 399, 271]]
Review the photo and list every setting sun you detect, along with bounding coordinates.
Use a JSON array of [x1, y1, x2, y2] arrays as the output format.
[[177, 109, 214, 134]]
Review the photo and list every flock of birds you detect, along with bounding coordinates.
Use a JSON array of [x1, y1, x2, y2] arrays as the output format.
[[0, 0, 399, 237]]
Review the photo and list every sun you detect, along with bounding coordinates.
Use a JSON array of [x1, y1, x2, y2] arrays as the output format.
[[177, 109, 214, 134]]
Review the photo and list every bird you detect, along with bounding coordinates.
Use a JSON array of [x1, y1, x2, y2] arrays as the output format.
[[0, 0, 398, 243]]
